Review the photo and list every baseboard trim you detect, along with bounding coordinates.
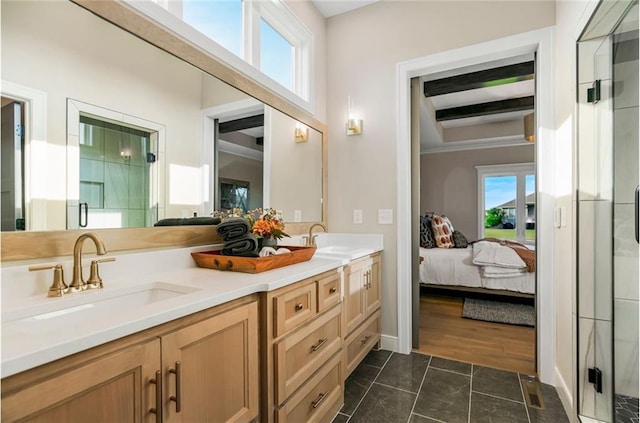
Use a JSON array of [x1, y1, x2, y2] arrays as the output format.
[[555, 366, 576, 422], [379, 334, 398, 352]]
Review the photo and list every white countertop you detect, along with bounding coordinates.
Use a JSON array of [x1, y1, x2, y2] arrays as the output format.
[[1, 233, 383, 378]]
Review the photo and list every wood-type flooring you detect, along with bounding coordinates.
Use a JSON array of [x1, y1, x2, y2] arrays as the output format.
[[415, 292, 536, 375]]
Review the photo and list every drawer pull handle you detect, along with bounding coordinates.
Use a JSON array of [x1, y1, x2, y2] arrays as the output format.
[[169, 361, 182, 413], [149, 370, 162, 423], [311, 337, 328, 352], [361, 334, 372, 344], [329, 287, 337, 294], [311, 392, 328, 409], [295, 303, 304, 312]]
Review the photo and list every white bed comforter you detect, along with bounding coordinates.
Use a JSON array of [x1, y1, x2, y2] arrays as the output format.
[[472, 241, 526, 279], [419, 244, 535, 294]]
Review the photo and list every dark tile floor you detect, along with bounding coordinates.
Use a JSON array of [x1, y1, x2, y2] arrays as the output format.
[[333, 350, 570, 423]]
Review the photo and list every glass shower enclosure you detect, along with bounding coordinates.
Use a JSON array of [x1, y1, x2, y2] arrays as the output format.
[[577, 1, 639, 422]]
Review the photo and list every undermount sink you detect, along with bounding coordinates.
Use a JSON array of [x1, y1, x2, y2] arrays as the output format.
[[3, 282, 201, 325], [315, 246, 373, 259]]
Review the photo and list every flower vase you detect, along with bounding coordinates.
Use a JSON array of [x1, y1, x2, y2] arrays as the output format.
[[259, 237, 277, 249]]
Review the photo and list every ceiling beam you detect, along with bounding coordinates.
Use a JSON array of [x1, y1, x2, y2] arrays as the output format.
[[218, 114, 264, 133], [435, 96, 534, 121], [423, 61, 534, 97]]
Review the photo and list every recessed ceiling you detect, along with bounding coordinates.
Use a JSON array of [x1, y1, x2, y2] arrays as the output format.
[[420, 53, 536, 153], [311, 0, 380, 18]]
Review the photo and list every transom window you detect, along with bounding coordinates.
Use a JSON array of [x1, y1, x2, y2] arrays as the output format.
[[476, 163, 536, 244], [155, 0, 312, 103]]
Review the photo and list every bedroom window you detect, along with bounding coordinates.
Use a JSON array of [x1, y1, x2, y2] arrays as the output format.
[[476, 163, 535, 244]]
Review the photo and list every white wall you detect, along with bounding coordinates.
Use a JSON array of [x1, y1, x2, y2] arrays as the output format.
[[420, 145, 535, 239], [218, 152, 264, 211], [325, 1, 555, 341], [554, 0, 598, 416], [266, 107, 323, 222]]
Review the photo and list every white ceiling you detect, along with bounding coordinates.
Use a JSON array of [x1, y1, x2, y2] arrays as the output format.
[[420, 54, 535, 153], [311, 0, 380, 18]]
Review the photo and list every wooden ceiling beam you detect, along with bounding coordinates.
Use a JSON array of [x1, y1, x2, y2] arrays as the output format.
[[435, 96, 534, 121], [218, 114, 264, 133], [423, 61, 534, 97]]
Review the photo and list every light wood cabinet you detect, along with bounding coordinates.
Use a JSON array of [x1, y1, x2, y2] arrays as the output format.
[[342, 253, 382, 377], [344, 310, 381, 376], [162, 301, 259, 423], [2, 338, 160, 423], [262, 268, 344, 423], [1, 296, 259, 423]]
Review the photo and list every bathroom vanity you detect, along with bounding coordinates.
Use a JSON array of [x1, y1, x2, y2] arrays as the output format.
[[1, 235, 383, 423]]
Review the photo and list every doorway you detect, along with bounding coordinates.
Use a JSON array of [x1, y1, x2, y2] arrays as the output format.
[[411, 58, 538, 374], [396, 26, 556, 384]]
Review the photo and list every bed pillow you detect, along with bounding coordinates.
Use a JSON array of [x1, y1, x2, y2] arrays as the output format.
[[453, 230, 468, 248], [420, 215, 436, 248], [431, 214, 454, 248]]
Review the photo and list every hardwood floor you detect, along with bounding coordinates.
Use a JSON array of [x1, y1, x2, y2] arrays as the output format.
[[415, 291, 536, 375]]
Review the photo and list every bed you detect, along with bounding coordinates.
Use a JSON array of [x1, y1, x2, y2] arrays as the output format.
[[419, 242, 535, 296]]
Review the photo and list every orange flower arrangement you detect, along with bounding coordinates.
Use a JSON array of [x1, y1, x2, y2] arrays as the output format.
[[247, 208, 289, 240]]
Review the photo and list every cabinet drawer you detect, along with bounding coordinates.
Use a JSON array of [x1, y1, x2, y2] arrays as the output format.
[[274, 281, 317, 337], [275, 353, 342, 423], [316, 272, 341, 313], [345, 310, 380, 377], [274, 305, 342, 404]]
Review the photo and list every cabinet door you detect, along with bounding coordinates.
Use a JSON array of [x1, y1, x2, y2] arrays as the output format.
[[162, 301, 259, 423], [344, 258, 367, 335], [2, 338, 160, 423], [364, 253, 381, 317]]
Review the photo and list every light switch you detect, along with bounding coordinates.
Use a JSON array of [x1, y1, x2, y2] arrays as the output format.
[[353, 209, 363, 224], [560, 206, 567, 228], [378, 209, 393, 224], [294, 210, 302, 222]]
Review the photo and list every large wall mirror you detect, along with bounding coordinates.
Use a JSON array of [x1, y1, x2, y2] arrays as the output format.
[[1, 0, 323, 237]]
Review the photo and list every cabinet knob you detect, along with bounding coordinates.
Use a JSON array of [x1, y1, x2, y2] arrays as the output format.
[[329, 286, 337, 294], [294, 303, 304, 312]]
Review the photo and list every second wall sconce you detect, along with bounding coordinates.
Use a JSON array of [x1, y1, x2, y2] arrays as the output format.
[[295, 123, 308, 142], [347, 96, 363, 136]]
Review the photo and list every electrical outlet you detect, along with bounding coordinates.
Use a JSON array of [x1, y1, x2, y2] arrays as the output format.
[[353, 209, 363, 224], [378, 209, 393, 224], [294, 210, 302, 222]]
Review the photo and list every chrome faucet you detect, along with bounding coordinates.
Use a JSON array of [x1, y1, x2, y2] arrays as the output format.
[[69, 232, 107, 291], [305, 223, 327, 247]]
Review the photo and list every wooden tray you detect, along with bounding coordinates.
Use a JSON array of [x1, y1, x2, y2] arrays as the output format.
[[191, 246, 316, 273]]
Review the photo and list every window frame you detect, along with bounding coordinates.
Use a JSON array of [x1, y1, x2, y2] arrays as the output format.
[[136, 0, 314, 112], [475, 162, 535, 244]]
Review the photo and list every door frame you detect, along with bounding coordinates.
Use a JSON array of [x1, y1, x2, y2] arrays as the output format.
[[395, 26, 556, 384]]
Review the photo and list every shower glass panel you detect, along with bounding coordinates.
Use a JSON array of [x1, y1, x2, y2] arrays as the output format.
[[78, 116, 156, 229], [577, 1, 639, 422]]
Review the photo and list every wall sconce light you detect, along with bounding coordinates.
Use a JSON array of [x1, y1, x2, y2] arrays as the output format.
[[294, 123, 308, 142], [347, 96, 363, 136], [523, 112, 535, 142]]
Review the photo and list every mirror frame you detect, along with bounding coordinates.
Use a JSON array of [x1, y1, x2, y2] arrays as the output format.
[[1, 0, 327, 262]]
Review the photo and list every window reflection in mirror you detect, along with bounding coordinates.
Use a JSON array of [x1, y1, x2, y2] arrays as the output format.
[[0, 0, 323, 231]]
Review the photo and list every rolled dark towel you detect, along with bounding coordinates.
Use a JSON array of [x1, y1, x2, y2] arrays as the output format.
[[216, 217, 251, 241], [221, 235, 259, 257], [154, 217, 221, 226]]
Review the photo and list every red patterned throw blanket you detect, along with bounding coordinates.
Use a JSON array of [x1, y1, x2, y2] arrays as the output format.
[[472, 238, 536, 273]]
